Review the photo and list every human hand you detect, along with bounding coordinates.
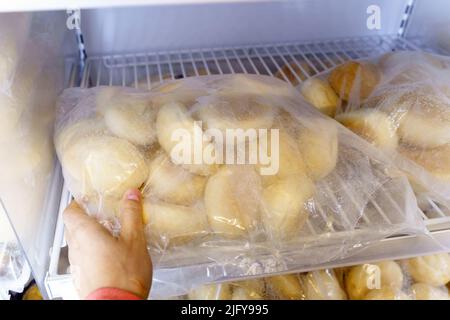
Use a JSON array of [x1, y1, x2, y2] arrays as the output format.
[[63, 189, 152, 299]]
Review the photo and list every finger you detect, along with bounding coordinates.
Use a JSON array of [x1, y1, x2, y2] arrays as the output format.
[[63, 200, 110, 243], [119, 189, 145, 244]]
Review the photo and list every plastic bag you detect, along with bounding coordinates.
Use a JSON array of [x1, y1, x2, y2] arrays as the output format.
[[298, 51, 450, 203], [181, 269, 346, 300], [181, 254, 450, 300], [55, 74, 425, 297]]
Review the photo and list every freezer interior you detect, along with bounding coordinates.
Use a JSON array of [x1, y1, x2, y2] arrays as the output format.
[[0, 0, 450, 299]]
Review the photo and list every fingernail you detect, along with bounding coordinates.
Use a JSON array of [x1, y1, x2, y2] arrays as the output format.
[[125, 189, 141, 202]]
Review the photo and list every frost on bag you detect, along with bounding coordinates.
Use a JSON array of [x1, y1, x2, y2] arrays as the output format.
[[54, 74, 424, 294], [181, 253, 450, 300], [298, 51, 450, 203]]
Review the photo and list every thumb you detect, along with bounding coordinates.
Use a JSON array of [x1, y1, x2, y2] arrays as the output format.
[[119, 188, 145, 244]]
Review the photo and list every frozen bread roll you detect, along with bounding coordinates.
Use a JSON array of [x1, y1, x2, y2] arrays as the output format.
[[328, 61, 381, 102], [399, 144, 450, 183], [261, 173, 314, 240], [297, 119, 338, 180], [345, 261, 404, 300], [101, 92, 158, 146], [363, 287, 411, 300], [302, 270, 347, 300], [257, 129, 307, 184], [156, 102, 218, 176], [411, 283, 450, 300], [231, 280, 265, 300], [336, 109, 398, 151], [61, 136, 149, 198], [405, 254, 450, 286], [195, 95, 275, 134], [204, 165, 262, 237], [145, 152, 206, 206], [215, 74, 296, 99], [395, 94, 450, 148], [188, 283, 232, 300], [299, 78, 339, 117], [150, 77, 209, 106], [379, 51, 446, 70], [55, 118, 107, 153], [266, 274, 304, 300], [275, 60, 314, 85], [142, 200, 209, 246]]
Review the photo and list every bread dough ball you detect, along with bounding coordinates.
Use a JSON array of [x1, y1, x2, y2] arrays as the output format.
[[215, 74, 296, 99], [257, 129, 307, 185], [336, 109, 398, 151], [231, 280, 265, 300], [302, 270, 347, 300], [266, 274, 305, 300], [142, 200, 209, 246], [102, 92, 158, 146], [300, 78, 339, 117], [55, 118, 107, 154], [275, 60, 314, 85], [262, 173, 314, 240], [364, 287, 411, 300], [188, 283, 232, 300], [395, 93, 450, 148], [194, 95, 275, 134], [379, 51, 446, 72], [328, 61, 381, 102], [61, 136, 149, 198], [345, 261, 404, 300], [297, 119, 339, 180], [150, 77, 209, 107], [144, 152, 206, 206], [156, 102, 218, 176], [399, 144, 450, 183], [204, 165, 262, 238], [411, 283, 450, 300], [405, 254, 450, 286]]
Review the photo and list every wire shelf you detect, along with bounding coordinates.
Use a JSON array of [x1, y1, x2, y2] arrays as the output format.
[[45, 34, 450, 299]]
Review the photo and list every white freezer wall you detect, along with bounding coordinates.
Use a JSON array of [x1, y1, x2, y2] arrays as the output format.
[[81, 0, 408, 55], [405, 0, 450, 52], [0, 11, 74, 297]]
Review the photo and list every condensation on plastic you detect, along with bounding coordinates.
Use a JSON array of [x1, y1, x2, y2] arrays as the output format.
[[178, 254, 450, 300], [0, 12, 64, 297], [298, 51, 450, 206], [54, 74, 425, 297]]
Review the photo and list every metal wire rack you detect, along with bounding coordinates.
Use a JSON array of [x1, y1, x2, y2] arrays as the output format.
[[45, 35, 450, 299]]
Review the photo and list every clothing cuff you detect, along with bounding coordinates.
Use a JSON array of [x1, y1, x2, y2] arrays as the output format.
[[86, 287, 143, 300]]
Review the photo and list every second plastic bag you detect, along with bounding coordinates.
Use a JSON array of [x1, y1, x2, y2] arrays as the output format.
[[55, 74, 425, 297], [298, 51, 450, 203]]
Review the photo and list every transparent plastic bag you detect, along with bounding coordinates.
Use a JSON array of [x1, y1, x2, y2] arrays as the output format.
[[55, 74, 425, 297], [298, 51, 450, 202], [183, 269, 346, 300], [181, 254, 450, 300]]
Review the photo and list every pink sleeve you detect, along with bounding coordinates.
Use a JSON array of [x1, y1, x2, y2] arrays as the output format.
[[86, 287, 143, 300]]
